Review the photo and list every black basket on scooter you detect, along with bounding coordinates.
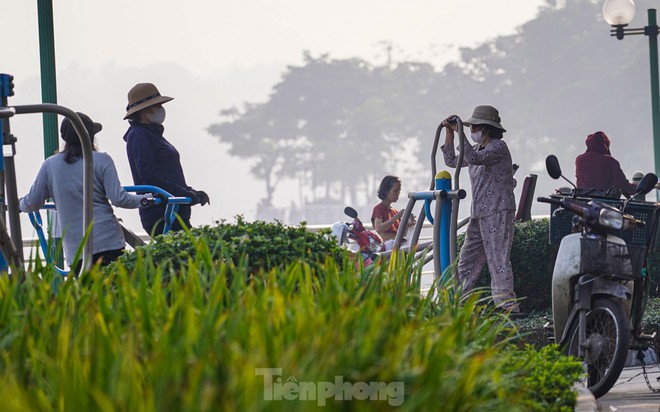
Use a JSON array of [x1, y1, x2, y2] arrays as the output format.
[[579, 238, 647, 280], [549, 195, 660, 253]]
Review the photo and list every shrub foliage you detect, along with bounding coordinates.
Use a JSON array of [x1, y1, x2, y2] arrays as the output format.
[[459, 218, 558, 312], [477, 217, 660, 311], [0, 219, 584, 410], [503, 345, 583, 412], [112, 217, 346, 277]]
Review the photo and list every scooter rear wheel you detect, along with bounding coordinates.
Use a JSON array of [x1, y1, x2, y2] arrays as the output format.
[[565, 298, 630, 399]]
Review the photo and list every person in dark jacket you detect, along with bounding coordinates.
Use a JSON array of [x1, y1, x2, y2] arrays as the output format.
[[575, 131, 636, 197], [123, 82, 210, 237]]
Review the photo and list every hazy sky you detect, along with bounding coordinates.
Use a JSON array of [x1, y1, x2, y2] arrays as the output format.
[[3, 0, 546, 77], [0, 0, 547, 237]]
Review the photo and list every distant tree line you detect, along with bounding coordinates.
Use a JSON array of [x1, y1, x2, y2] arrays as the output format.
[[208, 0, 655, 216], [207, 53, 440, 212]]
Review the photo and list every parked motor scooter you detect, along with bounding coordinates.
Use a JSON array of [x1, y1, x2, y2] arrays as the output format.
[[537, 154, 660, 398], [330, 207, 384, 266]]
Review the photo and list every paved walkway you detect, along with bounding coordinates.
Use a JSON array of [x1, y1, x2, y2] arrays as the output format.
[[420, 271, 660, 411], [595, 366, 660, 411]]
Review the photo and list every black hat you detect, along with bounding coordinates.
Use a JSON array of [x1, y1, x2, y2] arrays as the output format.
[[60, 112, 102, 144]]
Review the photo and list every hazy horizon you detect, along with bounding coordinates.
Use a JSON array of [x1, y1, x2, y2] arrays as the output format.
[[0, 0, 550, 237]]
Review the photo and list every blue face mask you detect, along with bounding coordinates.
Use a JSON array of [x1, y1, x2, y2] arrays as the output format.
[[146, 106, 166, 125]]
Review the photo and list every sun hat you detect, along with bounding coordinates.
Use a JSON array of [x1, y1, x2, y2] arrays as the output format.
[[60, 112, 102, 144], [463, 105, 506, 132], [124, 83, 173, 119]]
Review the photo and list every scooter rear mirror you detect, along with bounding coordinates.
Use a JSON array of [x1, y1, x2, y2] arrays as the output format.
[[636, 173, 658, 196], [344, 207, 358, 219], [546, 155, 562, 180]]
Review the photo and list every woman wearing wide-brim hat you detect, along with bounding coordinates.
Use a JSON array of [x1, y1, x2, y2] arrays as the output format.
[[123, 82, 210, 237], [19, 112, 149, 271], [440, 105, 519, 314]]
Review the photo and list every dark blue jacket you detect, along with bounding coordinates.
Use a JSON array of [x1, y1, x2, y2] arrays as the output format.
[[123, 122, 192, 230]]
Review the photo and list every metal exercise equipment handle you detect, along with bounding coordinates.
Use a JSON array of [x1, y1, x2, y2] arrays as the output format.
[[393, 118, 467, 283], [27, 210, 67, 276], [27, 186, 192, 275], [449, 117, 466, 274], [123, 185, 192, 234]]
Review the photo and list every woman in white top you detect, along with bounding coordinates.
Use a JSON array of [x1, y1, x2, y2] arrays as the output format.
[[20, 112, 149, 270]]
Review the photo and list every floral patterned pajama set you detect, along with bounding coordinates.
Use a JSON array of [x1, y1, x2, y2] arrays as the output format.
[[441, 138, 517, 307]]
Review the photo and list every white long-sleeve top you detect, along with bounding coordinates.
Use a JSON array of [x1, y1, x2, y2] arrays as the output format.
[[19, 152, 146, 265]]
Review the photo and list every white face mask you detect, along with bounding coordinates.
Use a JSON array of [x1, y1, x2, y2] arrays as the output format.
[[470, 130, 484, 143], [146, 106, 166, 125]]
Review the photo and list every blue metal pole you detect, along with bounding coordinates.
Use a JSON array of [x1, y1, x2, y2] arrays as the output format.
[[436, 171, 452, 276], [422, 170, 452, 278]]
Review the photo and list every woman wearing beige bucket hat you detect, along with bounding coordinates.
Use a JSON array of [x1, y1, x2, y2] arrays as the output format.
[[123, 83, 210, 237], [440, 105, 519, 314]]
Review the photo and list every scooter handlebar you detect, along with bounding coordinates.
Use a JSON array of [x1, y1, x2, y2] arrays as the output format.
[[537, 196, 563, 207]]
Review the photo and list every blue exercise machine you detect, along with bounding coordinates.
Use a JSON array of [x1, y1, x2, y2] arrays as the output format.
[[0, 73, 192, 275], [27, 185, 192, 276], [381, 118, 469, 283]]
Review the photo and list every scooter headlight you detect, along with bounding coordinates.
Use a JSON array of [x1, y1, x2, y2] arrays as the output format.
[[598, 207, 623, 230]]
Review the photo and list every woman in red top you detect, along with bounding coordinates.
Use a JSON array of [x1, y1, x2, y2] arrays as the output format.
[[371, 175, 415, 241]]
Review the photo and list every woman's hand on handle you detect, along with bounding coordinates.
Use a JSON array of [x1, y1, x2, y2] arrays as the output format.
[[441, 115, 459, 145], [441, 115, 460, 131]]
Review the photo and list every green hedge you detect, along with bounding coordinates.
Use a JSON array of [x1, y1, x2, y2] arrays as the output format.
[[117, 216, 660, 314], [3, 230, 583, 410], [458, 218, 558, 312], [461, 217, 660, 312], [502, 344, 583, 412], [109, 217, 346, 279]]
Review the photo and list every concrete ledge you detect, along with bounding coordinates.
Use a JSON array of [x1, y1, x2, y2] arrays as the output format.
[[574, 381, 597, 412]]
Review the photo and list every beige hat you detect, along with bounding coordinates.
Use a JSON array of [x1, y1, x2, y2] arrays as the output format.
[[463, 105, 506, 132], [124, 83, 173, 119]]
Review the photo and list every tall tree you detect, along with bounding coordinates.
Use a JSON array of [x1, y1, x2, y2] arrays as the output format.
[[208, 53, 438, 209], [210, 0, 658, 219]]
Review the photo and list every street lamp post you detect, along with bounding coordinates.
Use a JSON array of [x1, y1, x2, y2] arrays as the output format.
[[603, 0, 660, 185]]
